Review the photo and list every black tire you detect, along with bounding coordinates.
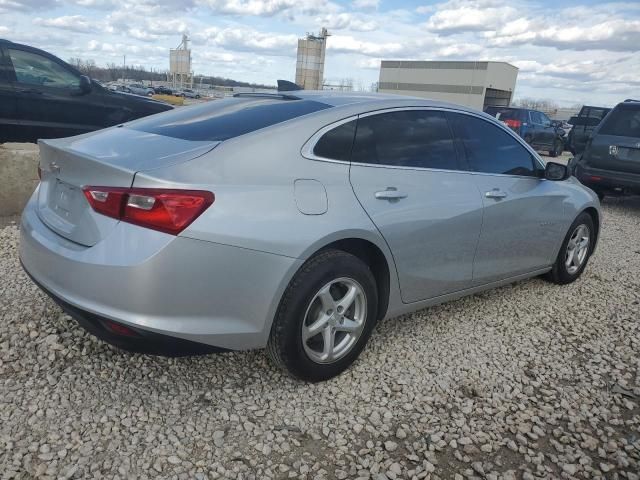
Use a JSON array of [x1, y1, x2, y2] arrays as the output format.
[[267, 249, 378, 382], [549, 139, 563, 157], [524, 135, 533, 145], [594, 189, 605, 201], [545, 212, 595, 285]]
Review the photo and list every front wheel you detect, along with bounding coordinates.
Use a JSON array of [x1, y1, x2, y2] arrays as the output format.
[[545, 212, 595, 284], [267, 250, 378, 382], [549, 139, 563, 157]]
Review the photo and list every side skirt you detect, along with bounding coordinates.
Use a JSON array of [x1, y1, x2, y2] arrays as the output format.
[[385, 267, 552, 320]]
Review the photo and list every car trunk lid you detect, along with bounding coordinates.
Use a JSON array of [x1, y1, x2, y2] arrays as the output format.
[[37, 127, 219, 246]]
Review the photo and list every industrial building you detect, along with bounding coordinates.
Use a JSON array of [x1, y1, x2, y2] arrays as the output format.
[[295, 28, 329, 90], [378, 61, 518, 110]]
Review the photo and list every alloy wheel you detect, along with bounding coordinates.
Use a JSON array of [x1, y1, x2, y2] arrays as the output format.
[[565, 224, 590, 274], [301, 277, 367, 364]]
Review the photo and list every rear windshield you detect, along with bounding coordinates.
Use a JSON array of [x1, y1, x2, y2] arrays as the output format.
[[485, 108, 525, 121], [128, 97, 332, 141], [599, 105, 640, 138]]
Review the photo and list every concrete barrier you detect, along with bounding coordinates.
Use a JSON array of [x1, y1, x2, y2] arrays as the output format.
[[0, 143, 39, 216]]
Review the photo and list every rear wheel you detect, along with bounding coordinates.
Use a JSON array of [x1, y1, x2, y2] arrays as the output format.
[[545, 212, 594, 284], [267, 250, 378, 382]]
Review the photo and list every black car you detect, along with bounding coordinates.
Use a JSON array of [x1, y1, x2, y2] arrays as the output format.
[[573, 100, 640, 199], [566, 105, 611, 155], [153, 85, 174, 95], [484, 106, 565, 157], [0, 39, 173, 143]]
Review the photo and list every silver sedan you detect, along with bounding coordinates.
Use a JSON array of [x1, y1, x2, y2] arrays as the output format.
[[20, 92, 600, 381]]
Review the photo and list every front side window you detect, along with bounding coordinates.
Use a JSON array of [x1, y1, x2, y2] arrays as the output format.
[[449, 112, 537, 176], [313, 120, 356, 161], [351, 110, 458, 170], [8, 49, 80, 88]]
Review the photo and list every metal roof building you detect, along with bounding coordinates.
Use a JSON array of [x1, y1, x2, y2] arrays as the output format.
[[378, 61, 518, 110]]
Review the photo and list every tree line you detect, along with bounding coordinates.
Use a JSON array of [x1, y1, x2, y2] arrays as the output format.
[[67, 57, 273, 89]]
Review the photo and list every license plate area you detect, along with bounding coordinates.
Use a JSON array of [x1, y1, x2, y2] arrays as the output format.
[[49, 179, 84, 224]]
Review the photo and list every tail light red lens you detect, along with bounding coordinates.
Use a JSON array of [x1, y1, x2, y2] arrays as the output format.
[[504, 119, 522, 129], [82, 187, 214, 235]]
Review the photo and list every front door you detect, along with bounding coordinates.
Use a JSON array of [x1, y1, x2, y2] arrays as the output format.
[[348, 109, 484, 303], [448, 111, 566, 283], [6, 46, 106, 140]]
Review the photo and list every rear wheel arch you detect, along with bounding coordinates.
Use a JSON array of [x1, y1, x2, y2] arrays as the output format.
[[312, 238, 391, 321]]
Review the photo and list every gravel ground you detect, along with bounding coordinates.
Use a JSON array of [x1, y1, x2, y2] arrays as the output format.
[[1, 197, 639, 480]]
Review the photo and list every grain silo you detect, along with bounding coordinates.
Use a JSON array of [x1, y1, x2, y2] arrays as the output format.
[[295, 28, 329, 90]]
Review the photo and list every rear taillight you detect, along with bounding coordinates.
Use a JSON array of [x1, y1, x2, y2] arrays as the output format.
[[504, 119, 522, 129], [82, 187, 214, 235]]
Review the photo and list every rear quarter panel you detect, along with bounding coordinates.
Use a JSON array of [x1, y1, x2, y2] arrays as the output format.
[[131, 109, 403, 319]]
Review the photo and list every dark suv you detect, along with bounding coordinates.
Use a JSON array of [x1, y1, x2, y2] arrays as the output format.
[[573, 100, 640, 199], [485, 106, 565, 157], [0, 39, 173, 143]]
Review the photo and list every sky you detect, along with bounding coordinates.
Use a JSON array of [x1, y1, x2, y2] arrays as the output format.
[[1, 0, 639, 107]]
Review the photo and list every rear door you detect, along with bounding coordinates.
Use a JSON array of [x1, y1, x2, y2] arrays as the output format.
[[448, 111, 567, 283], [0, 46, 19, 142], [348, 108, 484, 303], [584, 104, 640, 174], [6, 46, 108, 140], [529, 111, 551, 148]]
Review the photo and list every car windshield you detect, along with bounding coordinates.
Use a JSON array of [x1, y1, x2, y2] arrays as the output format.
[[128, 97, 332, 141], [599, 105, 640, 137]]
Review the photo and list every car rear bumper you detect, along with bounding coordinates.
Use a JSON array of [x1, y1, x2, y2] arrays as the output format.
[[576, 164, 640, 193], [20, 193, 301, 352]]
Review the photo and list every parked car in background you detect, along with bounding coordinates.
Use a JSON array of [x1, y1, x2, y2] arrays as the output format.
[[573, 100, 640, 199], [484, 106, 565, 157], [566, 105, 611, 155], [127, 83, 154, 96], [181, 88, 200, 99], [21, 92, 600, 381], [0, 39, 173, 143], [153, 85, 173, 95]]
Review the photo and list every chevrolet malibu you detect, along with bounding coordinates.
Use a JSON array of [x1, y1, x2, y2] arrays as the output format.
[[20, 92, 600, 382]]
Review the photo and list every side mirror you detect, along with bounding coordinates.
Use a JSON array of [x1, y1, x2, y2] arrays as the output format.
[[79, 75, 92, 94], [544, 161, 568, 181]]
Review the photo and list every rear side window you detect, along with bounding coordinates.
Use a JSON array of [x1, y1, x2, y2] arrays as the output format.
[[313, 120, 356, 161], [449, 112, 537, 176], [129, 98, 331, 141], [599, 105, 640, 137], [351, 110, 458, 170]]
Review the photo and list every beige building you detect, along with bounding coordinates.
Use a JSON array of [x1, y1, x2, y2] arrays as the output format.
[[295, 28, 329, 90], [378, 61, 518, 110]]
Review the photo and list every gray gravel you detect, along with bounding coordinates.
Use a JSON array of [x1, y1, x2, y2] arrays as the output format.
[[1, 197, 639, 480]]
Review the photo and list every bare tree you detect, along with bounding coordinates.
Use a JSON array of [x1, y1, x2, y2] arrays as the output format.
[[514, 97, 559, 112]]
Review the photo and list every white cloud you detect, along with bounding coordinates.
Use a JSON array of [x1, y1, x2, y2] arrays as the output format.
[[424, 0, 520, 35], [317, 13, 379, 32], [194, 26, 298, 56], [352, 0, 379, 9], [34, 15, 97, 33]]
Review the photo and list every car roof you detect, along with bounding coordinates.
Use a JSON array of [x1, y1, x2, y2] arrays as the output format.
[[237, 89, 487, 116]]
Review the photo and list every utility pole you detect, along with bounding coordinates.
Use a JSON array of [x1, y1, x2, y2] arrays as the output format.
[[123, 55, 126, 83]]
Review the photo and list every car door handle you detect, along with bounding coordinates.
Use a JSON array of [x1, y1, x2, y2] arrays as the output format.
[[485, 190, 508, 199], [375, 188, 408, 200]]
